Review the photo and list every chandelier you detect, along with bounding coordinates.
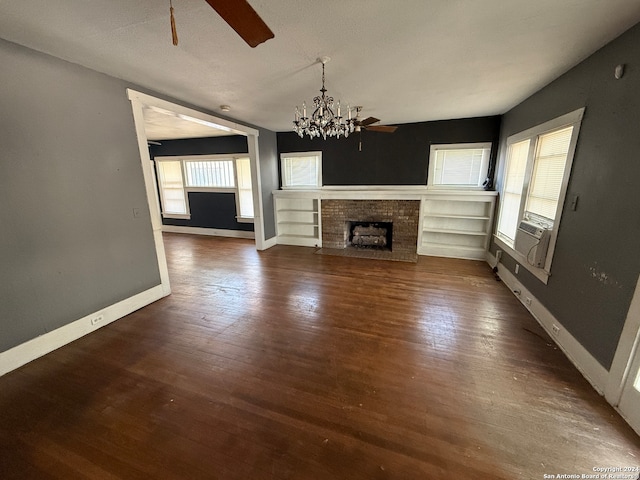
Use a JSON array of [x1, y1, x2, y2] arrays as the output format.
[[293, 57, 356, 139]]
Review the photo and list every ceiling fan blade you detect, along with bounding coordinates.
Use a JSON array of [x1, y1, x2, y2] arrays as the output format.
[[366, 125, 398, 133], [359, 116, 380, 127], [204, 0, 274, 48]]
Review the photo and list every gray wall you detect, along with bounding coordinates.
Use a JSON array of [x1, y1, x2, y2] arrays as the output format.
[[258, 129, 278, 239], [0, 39, 280, 353], [492, 23, 640, 369], [0, 39, 161, 352]]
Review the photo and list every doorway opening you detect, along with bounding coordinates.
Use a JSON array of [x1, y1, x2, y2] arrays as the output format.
[[127, 89, 266, 295]]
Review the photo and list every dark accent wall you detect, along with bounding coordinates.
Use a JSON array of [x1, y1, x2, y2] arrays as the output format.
[[149, 137, 253, 232], [0, 39, 161, 352], [277, 116, 501, 185], [492, 22, 640, 369], [163, 192, 252, 231], [150, 136, 248, 156]]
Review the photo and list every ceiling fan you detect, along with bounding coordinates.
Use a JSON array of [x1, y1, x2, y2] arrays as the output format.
[[352, 107, 398, 151], [171, 0, 274, 48], [353, 107, 398, 134]]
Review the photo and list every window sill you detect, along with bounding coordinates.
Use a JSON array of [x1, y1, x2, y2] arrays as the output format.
[[162, 213, 191, 220], [426, 185, 487, 191], [186, 187, 235, 193], [493, 235, 550, 285]]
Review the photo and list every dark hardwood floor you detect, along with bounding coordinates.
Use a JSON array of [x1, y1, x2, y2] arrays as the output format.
[[1, 233, 639, 479]]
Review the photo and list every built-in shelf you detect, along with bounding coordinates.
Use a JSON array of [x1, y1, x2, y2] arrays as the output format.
[[274, 193, 321, 247], [278, 221, 318, 226], [278, 233, 319, 239], [424, 214, 490, 220], [273, 188, 497, 259], [422, 228, 488, 236], [418, 192, 497, 260]]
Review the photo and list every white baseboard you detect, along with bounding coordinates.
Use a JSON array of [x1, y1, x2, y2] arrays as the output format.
[[486, 252, 608, 394], [162, 225, 255, 239], [0, 284, 167, 377]]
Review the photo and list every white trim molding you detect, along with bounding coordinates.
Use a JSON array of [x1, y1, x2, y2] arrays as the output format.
[[126, 88, 268, 252], [162, 225, 255, 239], [126, 90, 259, 138], [262, 235, 278, 249], [486, 251, 608, 394], [275, 187, 498, 200], [605, 274, 640, 405], [0, 285, 167, 377]]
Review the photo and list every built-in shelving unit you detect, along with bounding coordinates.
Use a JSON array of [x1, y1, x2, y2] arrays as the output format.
[[417, 192, 496, 260], [274, 193, 321, 247], [273, 188, 496, 259]]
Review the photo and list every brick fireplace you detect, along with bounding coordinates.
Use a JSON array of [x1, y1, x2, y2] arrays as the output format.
[[321, 200, 420, 260]]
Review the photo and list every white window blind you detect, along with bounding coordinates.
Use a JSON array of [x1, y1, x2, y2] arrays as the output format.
[[235, 157, 254, 218], [281, 153, 321, 188], [430, 145, 490, 187], [184, 159, 235, 188], [497, 139, 530, 243], [157, 160, 187, 215], [526, 126, 573, 221]]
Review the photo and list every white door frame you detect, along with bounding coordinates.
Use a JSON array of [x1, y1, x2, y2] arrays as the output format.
[[606, 273, 640, 434], [126, 89, 268, 294]]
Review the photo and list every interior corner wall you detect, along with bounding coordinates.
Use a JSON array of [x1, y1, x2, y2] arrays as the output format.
[[276, 116, 501, 186], [492, 22, 640, 369], [0, 39, 161, 353]]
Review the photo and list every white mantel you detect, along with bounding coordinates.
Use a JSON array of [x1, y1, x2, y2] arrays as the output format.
[[273, 186, 498, 201]]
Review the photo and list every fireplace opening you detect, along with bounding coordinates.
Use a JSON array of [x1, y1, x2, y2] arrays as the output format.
[[346, 221, 393, 250]]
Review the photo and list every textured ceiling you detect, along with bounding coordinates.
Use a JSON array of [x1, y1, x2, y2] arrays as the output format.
[[1, 0, 640, 136], [142, 106, 233, 140]]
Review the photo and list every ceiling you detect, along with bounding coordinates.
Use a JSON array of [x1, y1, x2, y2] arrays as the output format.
[[142, 106, 234, 140], [2, 0, 640, 139]]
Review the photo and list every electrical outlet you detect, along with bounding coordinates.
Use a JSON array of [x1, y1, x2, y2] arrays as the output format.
[[496, 250, 503, 263], [525, 297, 532, 306], [91, 315, 104, 326], [552, 324, 560, 336], [515, 264, 520, 274], [132, 207, 141, 218]]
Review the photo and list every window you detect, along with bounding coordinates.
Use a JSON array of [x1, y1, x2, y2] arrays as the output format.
[[235, 157, 254, 219], [155, 155, 253, 221], [156, 160, 188, 217], [184, 159, 235, 188], [428, 143, 491, 188], [280, 152, 322, 189], [495, 108, 584, 282], [496, 139, 530, 244], [526, 126, 574, 222]]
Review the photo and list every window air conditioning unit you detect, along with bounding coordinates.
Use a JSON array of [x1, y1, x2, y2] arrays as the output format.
[[514, 219, 551, 268]]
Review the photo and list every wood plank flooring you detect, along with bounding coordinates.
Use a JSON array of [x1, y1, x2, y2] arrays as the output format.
[[1, 233, 639, 479]]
